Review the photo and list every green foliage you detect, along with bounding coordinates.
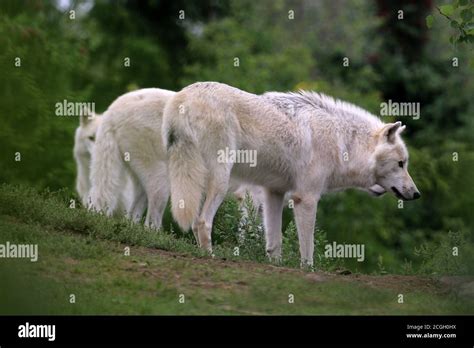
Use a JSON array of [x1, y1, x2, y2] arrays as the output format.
[[426, 1, 474, 46], [183, 17, 314, 93], [414, 230, 474, 275], [234, 193, 267, 261], [0, 5, 89, 189]]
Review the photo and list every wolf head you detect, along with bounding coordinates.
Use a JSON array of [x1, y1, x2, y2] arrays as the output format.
[[74, 113, 101, 156], [73, 112, 102, 205], [371, 121, 420, 201]]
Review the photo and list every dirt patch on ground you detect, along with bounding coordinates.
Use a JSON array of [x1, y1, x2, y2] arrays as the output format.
[[345, 273, 444, 294], [127, 243, 460, 295]]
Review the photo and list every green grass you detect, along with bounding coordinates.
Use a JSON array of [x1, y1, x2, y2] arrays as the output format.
[[0, 184, 472, 315]]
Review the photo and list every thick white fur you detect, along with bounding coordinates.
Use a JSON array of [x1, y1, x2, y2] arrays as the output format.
[[85, 88, 262, 231], [74, 113, 141, 215], [162, 82, 420, 266], [88, 88, 174, 228]]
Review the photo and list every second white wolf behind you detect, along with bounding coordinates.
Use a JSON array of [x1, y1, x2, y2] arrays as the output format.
[[86, 88, 264, 230], [88, 88, 174, 228], [163, 82, 421, 267]]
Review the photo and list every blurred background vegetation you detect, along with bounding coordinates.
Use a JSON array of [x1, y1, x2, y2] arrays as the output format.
[[0, 0, 473, 274]]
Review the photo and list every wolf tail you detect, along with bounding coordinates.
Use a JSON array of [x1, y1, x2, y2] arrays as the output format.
[[89, 115, 126, 216], [162, 113, 208, 231]]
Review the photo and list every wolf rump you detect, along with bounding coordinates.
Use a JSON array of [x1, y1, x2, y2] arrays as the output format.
[[163, 81, 420, 266]]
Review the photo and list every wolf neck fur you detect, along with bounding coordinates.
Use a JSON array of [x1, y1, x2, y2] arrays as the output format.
[[328, 132, 378, 191], [264, 90, 381, 191]]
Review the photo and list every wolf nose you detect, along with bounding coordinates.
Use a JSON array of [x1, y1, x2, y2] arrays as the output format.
[[413, 192, 421, 200]]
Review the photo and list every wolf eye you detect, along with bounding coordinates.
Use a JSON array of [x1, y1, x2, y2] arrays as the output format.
[[398, 161, 403, 168], [88, 135, 95, 142]]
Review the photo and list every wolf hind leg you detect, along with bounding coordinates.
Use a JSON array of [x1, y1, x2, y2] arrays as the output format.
[[144, 162, 169, 230], [126, 173, 147, 223], [196, 165, 231, 252]]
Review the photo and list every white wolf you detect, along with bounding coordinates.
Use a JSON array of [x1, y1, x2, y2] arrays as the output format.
[[74, 111, 138, 215], [83, 88, 262, 230], [73, 112, 104, 206], [88, 88, 175, 228], [163, 82, 420, 266]]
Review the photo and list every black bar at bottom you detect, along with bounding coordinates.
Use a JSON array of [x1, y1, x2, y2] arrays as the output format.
[[0, 315, 472, 345]]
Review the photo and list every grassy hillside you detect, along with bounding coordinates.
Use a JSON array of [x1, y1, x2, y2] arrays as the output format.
[[0, 184, 472, 315]]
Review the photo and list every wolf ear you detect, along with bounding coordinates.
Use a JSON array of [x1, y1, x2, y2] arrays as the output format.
[[79, 114, 90, 126], [79, 112, 100, 126], [380, 121, 402, 143]]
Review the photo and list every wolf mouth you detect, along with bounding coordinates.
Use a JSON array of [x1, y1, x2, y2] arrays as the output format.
[[391, 186, 407, 200], [368, 186, 386, 196]]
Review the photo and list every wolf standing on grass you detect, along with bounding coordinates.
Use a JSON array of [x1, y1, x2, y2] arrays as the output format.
[[163, 81, 420, 267]]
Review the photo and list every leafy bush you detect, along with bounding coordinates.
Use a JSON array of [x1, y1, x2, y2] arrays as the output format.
[[414, 230, 474, 276]]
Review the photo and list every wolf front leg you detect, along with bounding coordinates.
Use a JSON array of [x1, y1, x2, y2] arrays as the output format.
[[293, 193, 319, 268], [263, 190, 285, 263]]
